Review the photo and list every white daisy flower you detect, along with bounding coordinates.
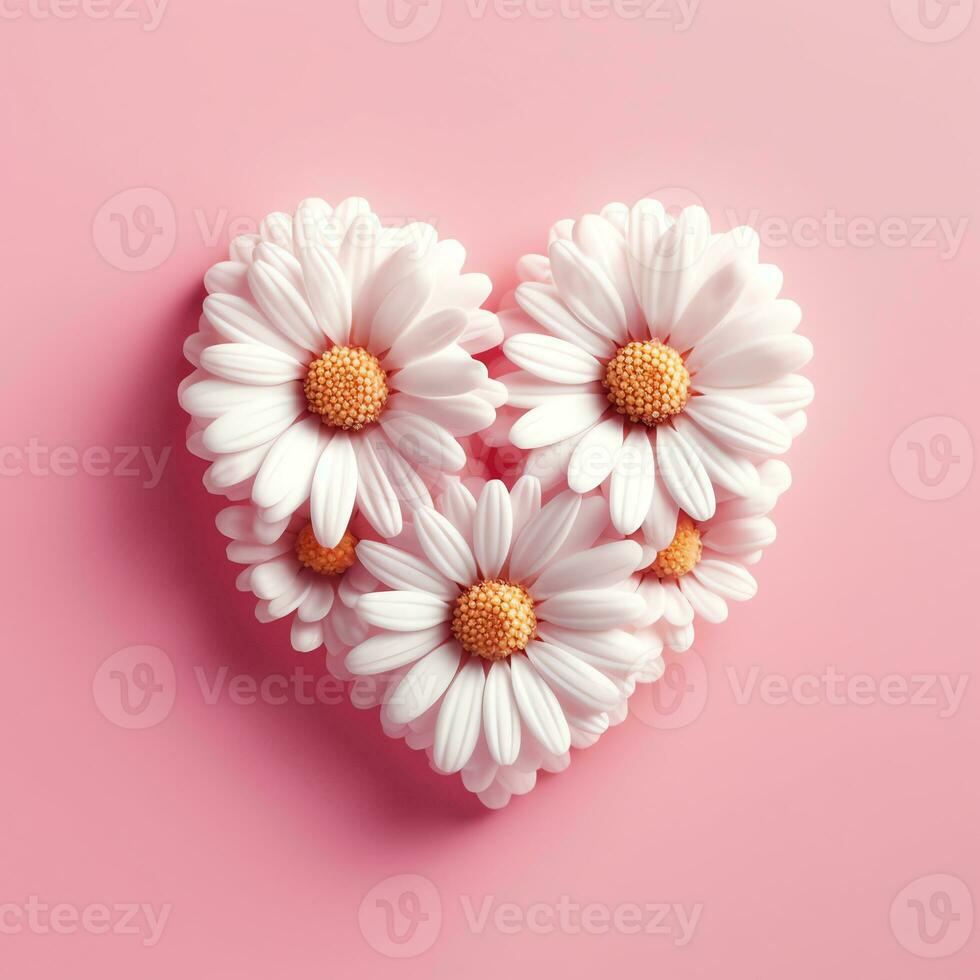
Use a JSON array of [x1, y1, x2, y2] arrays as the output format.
[[215, 502, 377, 676], [343, 476, 650, 807], [498, 199, 813, 542], [630, 460, 791, 659], [180, 196, 505, 546]]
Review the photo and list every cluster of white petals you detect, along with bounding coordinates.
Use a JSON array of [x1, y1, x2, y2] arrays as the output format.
[[180, 196, 811, 807]]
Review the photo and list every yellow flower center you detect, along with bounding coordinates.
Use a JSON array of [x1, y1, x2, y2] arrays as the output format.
[[452, 580, 537, 661], [648, 516, 702, 579], [603, 339, 691, 426], [295, 524, 358, 575], [304, 346, 388, 430]]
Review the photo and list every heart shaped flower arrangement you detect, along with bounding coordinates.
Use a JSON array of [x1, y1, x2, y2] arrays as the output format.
[[179, 195, 813, 808]]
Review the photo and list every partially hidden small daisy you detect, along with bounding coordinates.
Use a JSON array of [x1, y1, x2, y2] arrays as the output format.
[[180, 196, 505, 547], [630, 460, 791, 658], [216, 502, 378, 677], [343, 476, 651, 807], [497, 199, 813, 543]]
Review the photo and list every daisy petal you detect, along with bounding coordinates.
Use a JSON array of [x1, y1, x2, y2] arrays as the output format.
[[526, 640, 621, 712], [386, 393, 495, 438], [641, 474, 680, 550], [369, 258, 435, 354], [567, 417, 624, 493], [384, 308, 468, 370], [514, 282, 612, 358], [684, 394, 791, 456], [536, 625, 648, 679], [433, 660, 485, 773], [355, 541, 457, 600], [500, 371, 597, 409], [393, 348, 488, 398], [509, 475, 541, 539], [549, 239, 627, 344], [509, 394, 608, 450], [508, 490, 581, 582], [693, 334, 813, 388], [386, 641, 462, 726], [290, 618, 323, 653], [609, 425, 656, 534], [672, 416, 761, 498], [691, 559, 758, 601], [414, 506, 478, 585], [531, 540, 642, 599], [250, 554, 299, 600], [251, 416, 322, 509], [679, 575, 729, 623], [536, 589, 645, 630], [200, 343, 305, 386], [701, 517, 776, 555], [345, 624, 449, 674], [246, 261, 325, 353], [503, 334, 603, 384], [203, 294, 307, 361], [352, 434, 403, 538], [482, 661, 521, 766], [311, 433, 357, 548], [509, 655, 571, 756], [297, 244, 352, 347], [669, 257, 752, 352], [655, 425, 715, 521], [356, 591, 450, 631], [473, 480, 513, 579], [203, 393, 304, 454], [379, 413, 466, 473]]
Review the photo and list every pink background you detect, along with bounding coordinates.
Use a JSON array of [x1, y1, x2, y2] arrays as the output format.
[[2, 0, 978, 975]]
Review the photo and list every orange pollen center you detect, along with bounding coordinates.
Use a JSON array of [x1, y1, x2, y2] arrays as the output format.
[[452, 580, 537, 661], [294, 524, 358, 576], [304, 345, 388, 430], [603, 339, 691, 426], [648, 516, 702, 579]]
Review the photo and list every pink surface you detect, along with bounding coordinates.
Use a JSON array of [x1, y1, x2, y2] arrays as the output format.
[[2, 1, 978, 975]]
